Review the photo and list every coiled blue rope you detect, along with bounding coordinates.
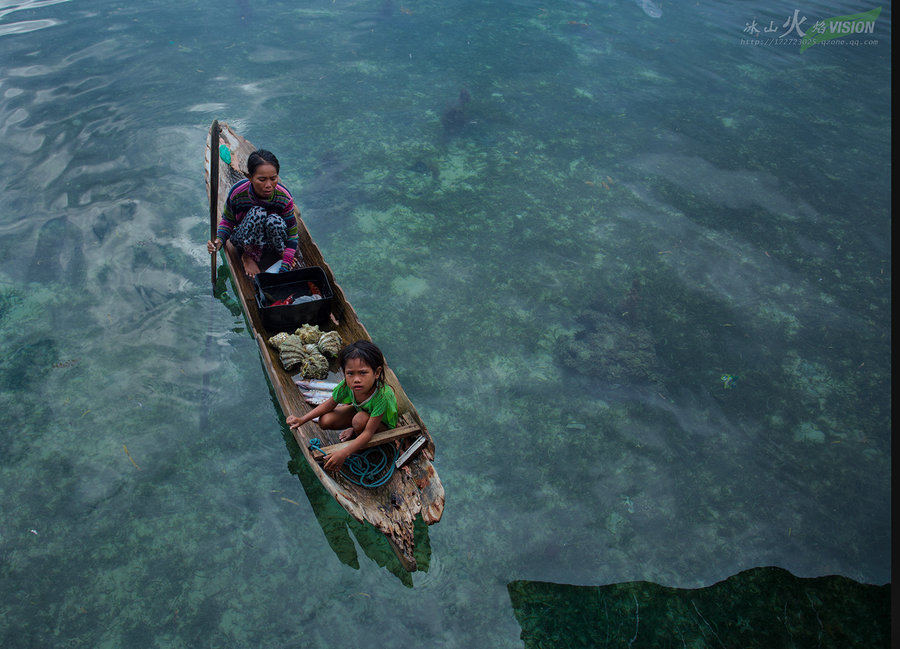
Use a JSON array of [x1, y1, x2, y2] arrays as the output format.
[[309, 438, 398, 488]]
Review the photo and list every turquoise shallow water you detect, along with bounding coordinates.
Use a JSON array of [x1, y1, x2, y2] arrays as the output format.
[[0, 1, 891, 647]]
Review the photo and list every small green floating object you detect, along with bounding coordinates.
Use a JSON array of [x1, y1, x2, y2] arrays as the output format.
[[721, 374, 738, 389], [219, 143, 231, 164]]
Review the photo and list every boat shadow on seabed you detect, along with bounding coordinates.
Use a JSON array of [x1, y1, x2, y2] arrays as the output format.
[[507, 566, 889, 649]]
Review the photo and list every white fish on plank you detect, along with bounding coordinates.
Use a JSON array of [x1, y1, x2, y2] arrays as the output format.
[[301, 390, 334, 400], [295, 379, 340, 391]]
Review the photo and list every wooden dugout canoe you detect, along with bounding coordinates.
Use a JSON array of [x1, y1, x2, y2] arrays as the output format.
[[205, 121, 444, 571]]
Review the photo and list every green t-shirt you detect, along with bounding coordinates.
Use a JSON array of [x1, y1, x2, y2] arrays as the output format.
[[331, 380, 399, 429]]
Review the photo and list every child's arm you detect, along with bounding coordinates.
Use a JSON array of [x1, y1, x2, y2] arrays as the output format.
[[323, 414, 383, 472], [286, 397, 336, 430]]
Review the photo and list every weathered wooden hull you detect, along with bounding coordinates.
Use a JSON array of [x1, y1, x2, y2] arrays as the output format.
[[205, 122, 444, 571]]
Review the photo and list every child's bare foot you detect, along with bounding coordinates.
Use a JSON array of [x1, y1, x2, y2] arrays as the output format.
[[242, 254, 261, 277], [339, 428, 356, 442]]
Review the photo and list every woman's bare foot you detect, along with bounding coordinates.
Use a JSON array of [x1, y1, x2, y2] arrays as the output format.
[[241, 254, 261, 278], [339, 428, 356, 442]]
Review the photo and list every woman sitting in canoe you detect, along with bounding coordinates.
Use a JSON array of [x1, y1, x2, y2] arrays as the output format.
[[287, 341, 398, 472], [206, 149, 299, 278]]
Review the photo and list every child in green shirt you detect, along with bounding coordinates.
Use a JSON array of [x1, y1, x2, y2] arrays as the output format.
[[287, 340, 398, 472]]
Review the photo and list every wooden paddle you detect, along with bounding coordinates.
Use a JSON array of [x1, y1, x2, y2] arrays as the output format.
[[209, 120, 220, 284], [201, 120, 221, 435]]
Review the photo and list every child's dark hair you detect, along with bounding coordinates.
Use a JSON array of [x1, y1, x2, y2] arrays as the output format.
[[247, 149, 280, 176], [338, 340, 386, 388]]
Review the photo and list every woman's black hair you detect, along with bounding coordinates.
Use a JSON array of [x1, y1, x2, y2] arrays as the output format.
[[338, 340, 386, 388], [247, 149, 280, 176]]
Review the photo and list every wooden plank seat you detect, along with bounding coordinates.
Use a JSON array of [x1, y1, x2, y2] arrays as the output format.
[[310, 424, 422, 460]]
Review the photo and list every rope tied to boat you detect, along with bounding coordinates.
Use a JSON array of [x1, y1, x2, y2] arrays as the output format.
[[308, 438, 398, 488]]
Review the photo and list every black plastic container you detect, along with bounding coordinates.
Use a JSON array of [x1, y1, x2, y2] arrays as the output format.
[[254, 266, 333, 331]]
